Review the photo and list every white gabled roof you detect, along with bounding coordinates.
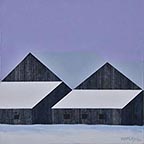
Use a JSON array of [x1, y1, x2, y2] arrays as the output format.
[[0, 82, 61, 109], [52, 90, 142, 109]]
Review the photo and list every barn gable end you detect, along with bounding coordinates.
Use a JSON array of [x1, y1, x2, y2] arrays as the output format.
[[2, 53, 61, 81], [76, 62, 141, 89]]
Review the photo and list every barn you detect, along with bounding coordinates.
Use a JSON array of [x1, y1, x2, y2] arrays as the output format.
[[52, 63, 144, 125], [0, 54, 143, 125], [0, 53, 71, 124]]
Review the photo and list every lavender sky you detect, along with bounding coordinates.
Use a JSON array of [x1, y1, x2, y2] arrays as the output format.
[[0, 0, 144, 89]]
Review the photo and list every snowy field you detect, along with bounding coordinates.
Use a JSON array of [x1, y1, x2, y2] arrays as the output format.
[[0, 124, 143, 144]]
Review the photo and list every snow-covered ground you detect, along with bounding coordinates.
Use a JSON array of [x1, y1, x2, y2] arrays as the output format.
[[0, 124, 143, 144]]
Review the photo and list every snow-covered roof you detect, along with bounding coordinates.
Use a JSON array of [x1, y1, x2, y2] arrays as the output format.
[[52, 90, 142, 109], [0, 82, 61, 109]]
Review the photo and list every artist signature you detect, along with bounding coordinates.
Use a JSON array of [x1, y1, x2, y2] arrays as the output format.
[[121, 136, 143, 144]]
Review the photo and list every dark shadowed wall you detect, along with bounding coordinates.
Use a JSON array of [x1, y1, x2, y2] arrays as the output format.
[[52, 109, 121, 125]]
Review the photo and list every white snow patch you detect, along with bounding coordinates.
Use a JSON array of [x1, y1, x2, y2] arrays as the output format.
[[0, 82, 61, 108], [0, 124, 143, 144], [52, 90, 142, 109]]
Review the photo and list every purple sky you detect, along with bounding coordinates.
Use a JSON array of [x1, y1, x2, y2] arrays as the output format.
[[0, 0, 144, 88]]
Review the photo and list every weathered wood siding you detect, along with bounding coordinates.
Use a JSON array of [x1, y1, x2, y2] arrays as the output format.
[[0, 109, 32, 124], [52, 109, 121, 125], [2, 53, 60, 81], [143, 91, 144, 125], [122, 91, 143, 125], [76, 63, 141, 89], [32, 82, 71, 124]]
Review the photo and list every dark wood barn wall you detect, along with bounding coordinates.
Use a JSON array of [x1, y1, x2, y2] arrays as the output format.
[[32, 82, 71, 124], [0, 109, 32, 124], [52, 109, 121, 125], [122, 91, 144, 125], [143, 92, 144, 125], [2, 53, 61, 81], [76, 63, 141, 89]]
